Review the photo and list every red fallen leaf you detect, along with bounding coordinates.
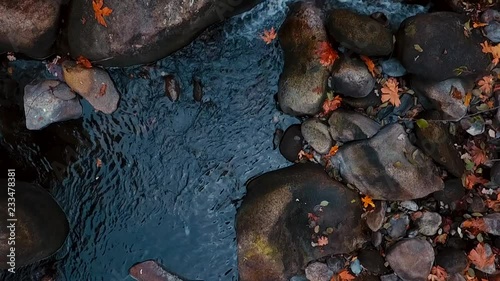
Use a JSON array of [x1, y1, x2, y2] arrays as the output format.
[[468, 243, 496, 271], [322, 95, 342, 115], [428, 265, 448, 281], [473, 22, 488, 28], [317, 236, 328, 246], [260, 27, 277, 44], [93, 0, 113, 27], [381, 78, 401, 107], [334, 270, 355, 281], [463, 173, 488, 189], [461, 218, 487, 236], [308, 212, 319, 222], [469, 142, 488, 167], [76, 56, 92, 68], [360, 55, 376, 77], [316, 41, 338, 67]]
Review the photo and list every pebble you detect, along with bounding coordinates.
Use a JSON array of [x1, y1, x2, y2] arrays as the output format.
[[305, 262, 333, 281], [400, 201, 418, 211], [416, 211, 442, 236]]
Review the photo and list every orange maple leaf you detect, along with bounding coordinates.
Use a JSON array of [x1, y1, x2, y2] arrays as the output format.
[[322, 95, 342, 115], [360, 55, 376, 77], [468, 243, 496, 271], [260, 27, 277, 44], [473, 22, 488, 28], [478, 75, 494, 95], [462, 218, 487, 235], [469, 143, 488, 166], [361, 195, 375, 208], [334, 270, 355, 281], [486, 193, 500, 211], [481, 41, 500, 66], [381, 78, 401, 107], [428, 266, 448, 281], [317, 236, 329, 246], [326, 145, 339, 157], [316, 41, 339, 67], [76, 56, 92, 68], [464, 173, 488, 189], [93, 0, 113, 27], [464, 92, 472, 106]]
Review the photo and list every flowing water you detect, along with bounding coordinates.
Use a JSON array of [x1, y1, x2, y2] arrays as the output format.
[[2, 1, 426, 280]]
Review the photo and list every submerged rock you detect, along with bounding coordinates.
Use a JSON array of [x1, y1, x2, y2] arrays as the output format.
[[24, 80, 82, 130], [435, 248, 468, 274], [277, 2, 329, 116], [330, 55, 376, 98], [129, 260, 184, 281], [331, 124, 444, 200], [328, 109, 380, 143], [237, 163, 368, 281], [386, 239, 434, 281], [396, 12, 490, 81], [0, 180, 69, 269], [301, 118, 332, 154], [0, 0, 61, 58], [164, 74, 181, 102], [326, 9, 393, 56], [66, 0, 261, 66], [62, 61, 120, 114]]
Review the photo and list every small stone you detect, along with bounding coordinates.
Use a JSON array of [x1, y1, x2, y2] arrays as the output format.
[[164, 74, 181, 102], [301, 118, 333, 154], [416, 211, 442, 236], [387, 214, 410, 239], [358, 249, 388, 275], [328, 109, 381, 143], [380, 58, 407, 77], [484, 21, 500, 43], [365, 201, 386, 232], [341, 91, 381, 109], [279, 124, 304, 162], [435, 248, 468, 274], [483, 213, 500, 236], [330, 55, 376, 98], [305, 262, 333, 281], [386, 239, 435, 281], [326, 256, 346, 274], [372, 231, 383, 247], [400, 200, 419, 211]]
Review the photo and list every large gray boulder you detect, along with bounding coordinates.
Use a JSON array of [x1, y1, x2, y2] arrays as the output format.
[[67, 0, 261, 66]]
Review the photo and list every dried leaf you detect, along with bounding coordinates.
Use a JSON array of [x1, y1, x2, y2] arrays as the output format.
[[316, 41, 339, 67], [93, 0, 113, 27], [416, 119, 429, 129], [468, 243, 496, 271], [464, 92, 472, 107], [322, 95, 342, 115], [317, 236, 328, 246], [428, 266, 448, 281], [464, 173, 489, 189], [478, 75, 495, 95], [469, 143, 488, 166], [76, 56, 92, 68], [481, 41, 500, 66], [326, 145, 339, 157], [361, 195, 375, 208], [336, 270, 355, 281], [451, 86, 463, 99], [298, 150, 314, 161], [381, 78, 401, 107], [260, 27, 277, 44], [414, 44, 424, 52], [473, 22, 488, 28], [360, 55, 376, 77], [462, 218, 487, 235]]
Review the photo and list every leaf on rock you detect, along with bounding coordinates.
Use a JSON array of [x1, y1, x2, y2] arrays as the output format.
[[326, 145, 339, 157], [93, 0, 113, 27], [381, 78, 401, 107], [360, 55, 376, 77], [316, 41, 339, 67], [478, 75, 494, 95], [414, 44, 424, 53], [317, 236, 328, 246], [428, 266, 448, 281], [469, 143, 488, 166], [76, 56, 92, 68], [473, 22, 488, 28], [322, 95, 342, 115], [416, 119, 429, 129], [468, 243, 496, 271], [335, 270, 355, 281], [463, 173, 489, 189], [451, 86, 463, 99], [481, 41, 500, 66], [462, 218, 487, 235], [464, 92, 472, 107], [361, 195, 375, 208], [260, 27, 277, 44]]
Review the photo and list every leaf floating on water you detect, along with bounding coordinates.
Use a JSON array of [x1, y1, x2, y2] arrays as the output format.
[[414, 44, 424, 52], [260, 27, 277, 44], [320, 200, 329, 207], [416, 118, 429, 129]]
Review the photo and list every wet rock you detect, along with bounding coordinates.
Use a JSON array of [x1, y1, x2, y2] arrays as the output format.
[[164, 75, 181, 102], [277, 2, 328, 116], [341, 91, 381, 109], [67, 0, 261, 66], [301, 118, 332, 154], [273, 128, 284, 150], [481, 9, 500, 24], [416, 211, 442, 236], [326, 256, 346, 274], [305, 262, 333, 281], [0, 180, 68, 269], [415, 114, 464, 177], [483, 213, 500, 236], [435, 248, 468, 274], [328, 109, 381, 143], [372, 231, 383, 247], [400, 200, 419, 211], [491, 162, 500, 185], [62, 61, 120, 114], [380, 58, 407, 77], [358, 249, 388, 275], [448, 273, 467, 281], [433, 179, 465, 206], [387, 214, 410, 239], [380, 273, 404, 281], [129, 260, 184, 281], [326, 9, 393, 56], [24, 80, 82, 130], [330, 55, 376, 98], [0, 0, 61, 58], [386, 239, 434, 281], [365, 200, 386, 232], [279, 124, 304, 162], [331, 124, 444, 200], [236, 163, 368, 281], [484, 22, 500, 43], [468, 194, 487, 213], [396, 12, 490, 81], [193, 77, 203, 102], [412, 78, 471, 121]]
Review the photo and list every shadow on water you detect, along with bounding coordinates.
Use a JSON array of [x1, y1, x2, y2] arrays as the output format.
[[1, 0, 426, 280]]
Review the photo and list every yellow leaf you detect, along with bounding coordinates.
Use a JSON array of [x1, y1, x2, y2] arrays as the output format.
[[464, 92, 472, 107], [361, 195, 375, 208]]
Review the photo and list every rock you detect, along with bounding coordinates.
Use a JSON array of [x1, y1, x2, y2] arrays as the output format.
[[301, 118, 332, 154], [467, 194, 487, 213], [330, 55, 376, 98], [66, 0, 261, 66], [396, 12, 490, 81], [400, 200, 419, 211], [326, 256, 346, 274], [24, 80, 82, 130], [0, 0, 61, 58], [279, 124, 304, 162], [341, 91, 381, 109], [326, 9, 393, 56], [484, 21, 500, 43], [416, 211, 442, 236], [491, 162, 500, 185], [435, 248, 468, 274], [412, 78, 471, 121], [62, 61, 120, 114], [387, 214, 410, 239], [365, 200, 386, 232], [415, 114, 465, 177], [0, 180, 69, 269], [305, 262, 333, 281], [448, 273, 467, 281], [129, 260, 184, 281], [433, 179, 465, 206], [380, 58, 407, 77], [164, 75, 181, 102], [331, 124, 444, 200], [372, 231, 383, 247], [483, 213, 500, 236], [277, 2, 328, 116], [386, 239, 435, 281], [193, 77, 203, 102], [380, 273, 404, 281], [327, 109, 381, 143], [358, 249, 388, 275], [236, 163, 368, 281]]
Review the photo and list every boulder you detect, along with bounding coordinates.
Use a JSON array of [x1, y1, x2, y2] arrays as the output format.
[[277, 2, 329, 116], [0, 179, 69, 269], [67, 0, 261, 66], [237, 163, 368, 281], [331, 124, 444, 200], [24, 80, 82, 130], [435, 248, 468, 274], [0, 0, 61, 58], [301, 118, 332, 154], [412, 78, 471, 121], [396, 12, 490, 81], [279, 124, 304, 162], [341, 91, 381, 109], [433, 179, 465, 207], [380, 58, 407, 77], [129, 260, 185, 281], [326, 9, 393, 56], [328, 109, 380, 143], [62, 61, 120, 114], [330, 55, 376, 98], [386, 239, 434, 281], [484, 21, 500, 43]]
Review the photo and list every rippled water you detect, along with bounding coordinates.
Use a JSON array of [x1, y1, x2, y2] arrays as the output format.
[[2, 1, 427, 280]]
